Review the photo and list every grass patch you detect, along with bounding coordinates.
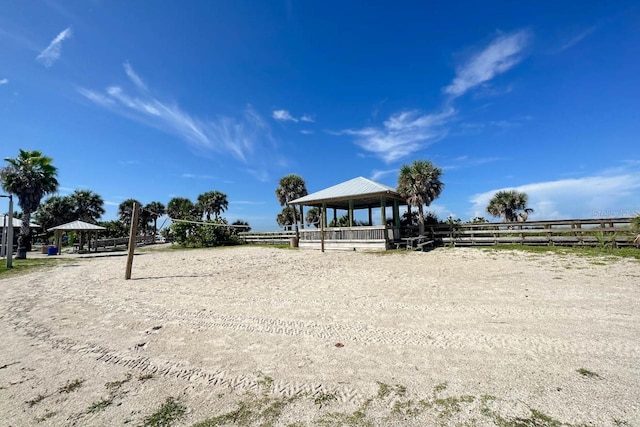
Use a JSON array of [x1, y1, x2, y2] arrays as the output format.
[[0, 257, 73, 277], [26, 393, 47, 407], [314, 391, 338, 408], [87, 397, 114, 414], [58, 378, 84, 394], [35, 410, 57, 423], [139, 373, 154, 382], [577, 368, 601, 379], [142, 397, 187, 427], [105, 373, 132, 391], [481, 245, 640, 260]]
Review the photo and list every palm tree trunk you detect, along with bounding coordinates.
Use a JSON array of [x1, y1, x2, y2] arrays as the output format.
[[418, 205, 425, 236], [291, 204, 299, 241]]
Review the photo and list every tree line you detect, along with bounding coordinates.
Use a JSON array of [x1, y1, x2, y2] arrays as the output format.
[[0, 150, 250, 258]]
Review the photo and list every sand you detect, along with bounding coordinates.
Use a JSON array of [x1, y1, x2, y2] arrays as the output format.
[[0, 246, 638, 426]]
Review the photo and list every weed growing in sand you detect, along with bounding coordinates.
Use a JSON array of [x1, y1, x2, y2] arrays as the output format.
[[479, 394, 565, 427], [433, 395, 475, 419], [432, 381, 448, 395], [256, 371, 274, 394], [86, 397, 113, 414], [58, 378, 84, 394], [613, 418, 630, 426], [577, 368, 601, 379], [26, 393, 47, 407], [105, 373, 132, 391], [313, 391, 338, 408], [35, 410, 57, 423], [376, 382, 407, 399], [139, 373, 154, 382], [142, 397, 186, 427]]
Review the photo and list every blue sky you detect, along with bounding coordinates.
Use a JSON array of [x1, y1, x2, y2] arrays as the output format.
[[1, 1, 639, 230]]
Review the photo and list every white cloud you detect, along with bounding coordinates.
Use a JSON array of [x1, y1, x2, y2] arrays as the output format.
[[124, 62, 147, 91], [79, 63, 276, 168], [300, 114, 315, 123], [272, 109, 298, 122], [369, 169, 396, 181], [444, 30, 531, 98], [0, 78, 8, 85], [300, 130, 313, 135], [469, 172, 640, 220], [104, 201, 119, 206], [341, 108, 455, 163], [557, 26, 598, 53], [36, 27, 72, 67], [181, 173, 216, 180]]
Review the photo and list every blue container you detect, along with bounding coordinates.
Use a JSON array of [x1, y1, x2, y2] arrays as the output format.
[[47, 246, 58, 256]]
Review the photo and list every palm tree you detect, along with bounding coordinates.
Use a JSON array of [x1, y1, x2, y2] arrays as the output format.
[[231, 219, 251, 233], [275, 174, 307, 240], [197, 191, 228, 220], [118, 198, 142, 228], [1, 150, 58, 258], [276, 206, 296, 230], [397, 160, 444, 236], [145, 201, 166, 235], [35, 195, 76, 232], [71, 190, 105, 223], [167, 197, 198, 220], [305, 207, 321, 228], [486, 190, 533, 222]]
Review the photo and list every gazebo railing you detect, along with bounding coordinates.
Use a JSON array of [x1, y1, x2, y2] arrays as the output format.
[[299, 226, 399, 241]]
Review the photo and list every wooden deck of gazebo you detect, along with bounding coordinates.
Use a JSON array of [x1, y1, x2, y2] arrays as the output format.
[[290, 177, 406, 252]]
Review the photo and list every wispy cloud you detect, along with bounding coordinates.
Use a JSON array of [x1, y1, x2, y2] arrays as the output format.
[[340, 108, 455, 163], [369, 169, 397, 181], [443, 30, 531, 98], [443, 156, 502, 170], [36, 27, 72, 67], [230, 200, 266, 205], [181, 173, 217, 180], [469, 168, 640, 220], [79, 63, 277, 172], [272, 109, 315, 123], [118, 160, 140, 166], [272, 109, 298, 122], [557, 26, 598, 53], [0, 78, 8, 85], [300, 130, 313, 135], [123, 62, 147, 91], [104, 200, 119, 206]]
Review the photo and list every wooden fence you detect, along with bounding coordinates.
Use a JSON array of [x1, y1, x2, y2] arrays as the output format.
[[430, 217, 637, 247], [92, 235, 155, 249], [238, 231, 295, 245]]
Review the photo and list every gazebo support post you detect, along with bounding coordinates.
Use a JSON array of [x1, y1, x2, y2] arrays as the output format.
[[394, 200, 400, 227], [348, 200, 354, 227], [300, 205, 304, 229], [380, 197, 387, 227], [368, 207, 373, 226], [322, 204, 327, 228]]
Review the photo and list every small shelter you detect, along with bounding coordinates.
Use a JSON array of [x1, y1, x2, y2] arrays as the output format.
[[0, 215, 39, 256], [290, 176, 406, 251], [49, 220, 106, 253]]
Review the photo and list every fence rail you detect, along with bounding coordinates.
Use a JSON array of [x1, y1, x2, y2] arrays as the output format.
[[238, 231, 295, 245], [430, 217, 637, 247], [93, 235, 155, 249]]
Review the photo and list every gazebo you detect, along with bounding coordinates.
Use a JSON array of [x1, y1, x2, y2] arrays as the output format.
[[290, 176, 407, 251], [49, 220, 106, 253]]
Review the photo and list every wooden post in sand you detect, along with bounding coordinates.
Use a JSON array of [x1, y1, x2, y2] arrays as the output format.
[[125, 202, 139, 280], [320, 211, 325, 253]]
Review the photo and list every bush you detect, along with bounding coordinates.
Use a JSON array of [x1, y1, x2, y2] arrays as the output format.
[[168, 218, 241, 248]]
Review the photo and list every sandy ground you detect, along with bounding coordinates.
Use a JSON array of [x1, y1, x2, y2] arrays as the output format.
[[0, 246, 639, 426]]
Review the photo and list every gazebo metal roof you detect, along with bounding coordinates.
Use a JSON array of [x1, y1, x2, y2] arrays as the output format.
[[48, 220, 106, 232], [290, 176, 405, 210], [0, 215, 39, 228]]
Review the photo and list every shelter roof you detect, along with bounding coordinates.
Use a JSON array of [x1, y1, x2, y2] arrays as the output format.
[[290, 176, 405, 210], [48, 220, 106, 232], [0, 215, 39, 228]]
